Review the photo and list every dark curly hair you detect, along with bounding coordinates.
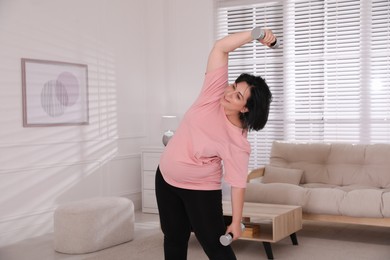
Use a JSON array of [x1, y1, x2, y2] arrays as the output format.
[[235, 73, 272, 131]]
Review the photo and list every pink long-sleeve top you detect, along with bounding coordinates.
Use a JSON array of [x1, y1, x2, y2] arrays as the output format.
[[159, 65, 250, 190]]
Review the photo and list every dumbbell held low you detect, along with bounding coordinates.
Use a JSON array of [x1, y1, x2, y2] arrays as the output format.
[[219, 223, 246, 246]]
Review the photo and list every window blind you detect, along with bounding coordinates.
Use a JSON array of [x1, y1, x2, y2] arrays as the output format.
[[215, 0, 390, 169], [216, 1, 285, 167]]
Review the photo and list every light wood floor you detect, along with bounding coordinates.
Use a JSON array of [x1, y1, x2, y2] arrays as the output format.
[[1, 211, 390, 260]]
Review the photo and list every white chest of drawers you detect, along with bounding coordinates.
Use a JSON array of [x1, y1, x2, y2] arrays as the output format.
[[141, 146, 164, 213]]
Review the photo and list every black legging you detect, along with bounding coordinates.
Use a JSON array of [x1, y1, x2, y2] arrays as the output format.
[[155, 167, 237, 260]]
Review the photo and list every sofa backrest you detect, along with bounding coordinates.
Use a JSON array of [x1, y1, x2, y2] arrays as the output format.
[[269, 141, 390, 188]]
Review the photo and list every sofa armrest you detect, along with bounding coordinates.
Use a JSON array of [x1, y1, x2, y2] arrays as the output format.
[[247, 167, 265, 183]]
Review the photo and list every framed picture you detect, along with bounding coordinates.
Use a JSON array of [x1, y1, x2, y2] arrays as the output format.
[[21, 58, 89, 127]]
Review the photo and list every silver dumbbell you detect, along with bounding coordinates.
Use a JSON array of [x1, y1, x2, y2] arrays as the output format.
[[219, 223, 246, 246], [251, 27, 280, 49]]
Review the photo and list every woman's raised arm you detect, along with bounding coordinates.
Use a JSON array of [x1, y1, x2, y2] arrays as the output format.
[[206, 29, 276, 73]]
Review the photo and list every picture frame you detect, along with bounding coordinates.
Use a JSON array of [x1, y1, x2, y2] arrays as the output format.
[[21, 58, 89, 127]]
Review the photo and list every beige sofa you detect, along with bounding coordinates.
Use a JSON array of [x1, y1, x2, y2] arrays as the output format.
[[245, 141, 390, 227]]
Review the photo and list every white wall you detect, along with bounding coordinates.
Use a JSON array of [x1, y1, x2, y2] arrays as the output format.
[[0, 0, 148, 247], [145, 0, 215, 144], [0, 0, 215, 247]]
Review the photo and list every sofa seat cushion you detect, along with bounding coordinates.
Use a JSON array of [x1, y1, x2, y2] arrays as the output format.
[[304, 188, 344, 215], [381, 191, 390, 217], [339, 189, 384, 218], [245, 183, 307, 206]]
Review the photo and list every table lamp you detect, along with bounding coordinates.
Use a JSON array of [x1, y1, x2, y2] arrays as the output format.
[[161, 115, 178, 146]]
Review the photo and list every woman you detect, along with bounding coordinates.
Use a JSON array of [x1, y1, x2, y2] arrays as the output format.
[[155, 28, 275, 260]]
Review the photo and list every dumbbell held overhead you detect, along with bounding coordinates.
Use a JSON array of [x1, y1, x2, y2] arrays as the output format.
[[251, 27, 279, 49]]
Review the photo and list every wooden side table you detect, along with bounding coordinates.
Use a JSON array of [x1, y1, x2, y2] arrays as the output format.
[[222, 201, 302, 259]]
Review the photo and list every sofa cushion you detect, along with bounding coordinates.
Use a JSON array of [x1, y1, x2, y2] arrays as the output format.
[[245, 183, 307, 206], [269, 141, 331, 184], [335, 185, 380, 192], [251, 141, 390, 219], [381, 191, 390, 217], [326, 143, 366, 186], [301, 183, 338, 189], [262, 165, 303, 185], [339, 189, 384, 218], [304, 188, 344, 215], [270, 141, 390, 188], [365, 144, 390, 188]]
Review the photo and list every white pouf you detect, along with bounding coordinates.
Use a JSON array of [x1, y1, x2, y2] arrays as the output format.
[[54, 197, 134, 254]]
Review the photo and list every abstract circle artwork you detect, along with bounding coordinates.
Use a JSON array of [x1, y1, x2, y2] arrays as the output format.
[[22, 58, 88, 127], [40, 72, 80, 117]]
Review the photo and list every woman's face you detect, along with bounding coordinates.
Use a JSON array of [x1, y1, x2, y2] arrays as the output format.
[[220, 82, 251, 113]]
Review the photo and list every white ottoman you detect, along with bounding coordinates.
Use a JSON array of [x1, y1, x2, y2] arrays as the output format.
[[54, 197, 134, 254]]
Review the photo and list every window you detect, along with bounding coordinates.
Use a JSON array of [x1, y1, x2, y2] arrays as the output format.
[[216, 0, 390, 169]]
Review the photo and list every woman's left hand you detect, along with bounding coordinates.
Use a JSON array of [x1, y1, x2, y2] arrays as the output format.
[[259, 29, 276, 47], [226, 222, 243, 241]]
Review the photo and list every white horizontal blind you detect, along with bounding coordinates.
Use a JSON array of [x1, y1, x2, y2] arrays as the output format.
[[370, 0, 390, 142], [322, 0, 362, 142], [287, 0, 326, 142], [216, 1, 284, 167], [215, 0, 390, 170]]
